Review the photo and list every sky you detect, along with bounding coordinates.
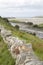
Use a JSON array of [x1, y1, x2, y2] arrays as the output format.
[[0, 0, 43, 17]]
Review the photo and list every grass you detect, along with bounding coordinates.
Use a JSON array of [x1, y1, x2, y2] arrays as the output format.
[[9, 19, 20, 23], [0, 17, 43, 61], [0, 35, 15, 65], [38, 24, 43, 28]]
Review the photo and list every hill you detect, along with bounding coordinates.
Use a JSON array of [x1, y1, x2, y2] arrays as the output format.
[[0, 16, 43, 63]]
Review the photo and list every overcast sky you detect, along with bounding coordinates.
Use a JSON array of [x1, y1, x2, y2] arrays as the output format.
[[0, 0, 43, 17]]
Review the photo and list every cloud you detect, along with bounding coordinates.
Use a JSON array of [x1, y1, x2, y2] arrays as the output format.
[[0, 0, 42, 8], [0, 0, 43, 17]]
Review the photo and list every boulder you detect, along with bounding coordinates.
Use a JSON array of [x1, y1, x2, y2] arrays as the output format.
[[1, 29, 11, 37]]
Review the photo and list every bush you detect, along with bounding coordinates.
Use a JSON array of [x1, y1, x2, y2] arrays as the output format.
[[30, 32, 36, 36], [33, 33, 36, 36], [27, 22, 33, 25], [15, 25, 19, 30], [33, 24, 38, 27], [0, 16, 2, 19], [3, 18, 9, 22]]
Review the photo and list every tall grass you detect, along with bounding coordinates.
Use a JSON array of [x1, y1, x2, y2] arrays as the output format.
[[0, 35, 15, 65]]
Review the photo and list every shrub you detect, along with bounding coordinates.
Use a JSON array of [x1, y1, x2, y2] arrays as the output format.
[[33, 24, 38, 27], [30, 32, 36, 36], [27, 22, 33, 25], [0, 16, 2, 19], [33, 33, 36, 36], [15, 25, 19, 30], [3, 18, 9, 22]]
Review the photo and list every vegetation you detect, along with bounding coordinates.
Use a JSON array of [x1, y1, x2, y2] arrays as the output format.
[[0, 17, 43, 61], [14, 25, 19, 30], [33, 24, 43, 29], [33, 24, 38, 28], [9, 19, 20, 23], [0, 35, 15, 65], [27, 22, 33, 25], [32, 33, 36, 36], [38, 24, 43, 28]]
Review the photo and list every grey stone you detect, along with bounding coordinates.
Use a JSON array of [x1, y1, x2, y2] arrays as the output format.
[[0, 26, 43, 65], [16, 53, 26, 65]]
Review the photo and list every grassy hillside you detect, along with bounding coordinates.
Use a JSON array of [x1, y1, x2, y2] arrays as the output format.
[[0, 17, 43, 61], [0, 35, 15, 65]]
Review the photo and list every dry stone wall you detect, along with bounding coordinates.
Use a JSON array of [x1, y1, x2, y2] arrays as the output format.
[[0, 25, 43, 65]]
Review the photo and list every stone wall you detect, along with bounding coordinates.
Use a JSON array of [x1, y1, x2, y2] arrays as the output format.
[[0, 25, 43, 65]]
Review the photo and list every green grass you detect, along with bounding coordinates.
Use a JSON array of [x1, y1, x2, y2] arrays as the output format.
[[9, 19, 20, 23], [38, 24, 43, 28], [0, 17, 43, 61], [0, 35, 15, 65]]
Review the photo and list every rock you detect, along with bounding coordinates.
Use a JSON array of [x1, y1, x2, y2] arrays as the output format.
[[12, 46, 20, 55], [0, 26, 43, 65], [25, 61, 43, 65], [1, 29, 11, 37], [6, 36, 15, 47], [16, 53, 26, 65], [0, 25, 4, 33], [11, 43, 43, 65]]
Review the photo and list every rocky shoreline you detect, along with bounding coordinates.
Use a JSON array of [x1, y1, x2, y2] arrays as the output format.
[[0, 25, 43, 65]]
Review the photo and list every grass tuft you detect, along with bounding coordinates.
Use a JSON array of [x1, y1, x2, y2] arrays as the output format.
[[0, 35, 15, 65]]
